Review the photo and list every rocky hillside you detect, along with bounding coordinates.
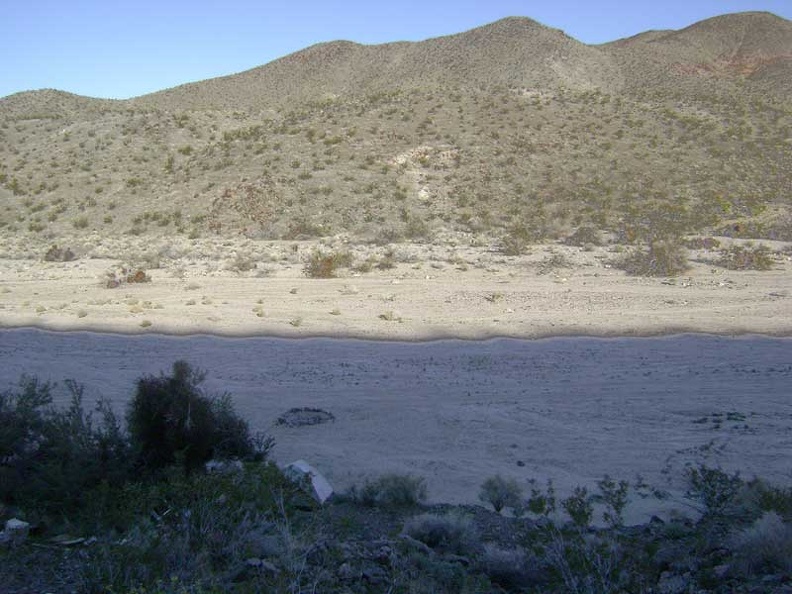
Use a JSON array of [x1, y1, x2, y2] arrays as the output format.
[[0, 12, 790, 251]]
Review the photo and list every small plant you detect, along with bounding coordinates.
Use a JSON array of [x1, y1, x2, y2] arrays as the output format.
[[479, 475, 523, 514], [594, 475, 630, 528], [562, 486, 594, 528], [526, 478, 557, 517], [684, 463, 743, 517]]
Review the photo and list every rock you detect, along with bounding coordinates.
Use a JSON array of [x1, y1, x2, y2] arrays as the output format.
[[205, 459, 244, 474], [658, 571, 691, 594], [283, 460, 334, 503], [2, 518, 30, 547], [276, 407, 335, 427], [713, 564, 730, 579]]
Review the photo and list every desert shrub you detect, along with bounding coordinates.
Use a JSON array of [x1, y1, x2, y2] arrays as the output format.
[[562, 486, 594, 529], [525, 478, 557, 518], [729, 511, 792, 576], [403, 512, 477, 555], [615, 240, 689, 276], [716, 242, 774, 270], [43, 244, 76, 262], [302, 249, 353, 278], [127, 361, 262, 475], [499, 223, 534, 255], [479, 475, 523, 514], [564, 225, 603, 247], [594, 475, 630, 528], [478, 544, 538, 591], [684, 464, 743, 517], [354, 473, 427, 508]]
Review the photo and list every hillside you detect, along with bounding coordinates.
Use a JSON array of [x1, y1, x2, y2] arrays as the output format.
[[0, 12, 790, 258]]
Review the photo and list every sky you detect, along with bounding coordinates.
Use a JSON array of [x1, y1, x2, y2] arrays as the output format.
[[2, 1, 790, 100]]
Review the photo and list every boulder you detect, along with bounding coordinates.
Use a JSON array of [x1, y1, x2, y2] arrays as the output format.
[[283, 460, 334, 503], [1, 518, 30, 547]]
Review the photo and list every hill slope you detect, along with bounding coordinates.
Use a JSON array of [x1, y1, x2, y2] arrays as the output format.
[[0, 12, 790, 256]]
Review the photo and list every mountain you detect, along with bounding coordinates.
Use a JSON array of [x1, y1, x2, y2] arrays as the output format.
[[1, 12, 790, 252]]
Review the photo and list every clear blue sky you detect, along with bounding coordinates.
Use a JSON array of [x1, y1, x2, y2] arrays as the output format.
[[2, 0, 790, 100]]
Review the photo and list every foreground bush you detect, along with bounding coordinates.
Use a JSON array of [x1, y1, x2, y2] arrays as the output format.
[[0, 376, 130, 514], [127, 360, 268, 475]]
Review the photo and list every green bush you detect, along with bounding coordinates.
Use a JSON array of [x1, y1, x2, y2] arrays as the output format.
[[479, 475, 523, 514], [127, 361, 264, 475], [684, 464, 743, 517]]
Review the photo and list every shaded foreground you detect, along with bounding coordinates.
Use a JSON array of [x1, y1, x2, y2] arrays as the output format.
[[0, 350, 791, 592]]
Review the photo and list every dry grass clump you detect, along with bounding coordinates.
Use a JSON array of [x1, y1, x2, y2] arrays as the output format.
[[614, 240, 689, 277], [351, 473, 427, 508], [716, 242, 774, 270]]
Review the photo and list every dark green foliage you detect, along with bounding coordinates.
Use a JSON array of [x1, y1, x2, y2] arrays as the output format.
[[127, 361, 261, 475], [0, 376, 130, 514]]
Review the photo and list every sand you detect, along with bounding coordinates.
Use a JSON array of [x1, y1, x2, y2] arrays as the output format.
[[0, 237, 790, 524]]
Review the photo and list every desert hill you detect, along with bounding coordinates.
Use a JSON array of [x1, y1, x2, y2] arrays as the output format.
[[0, 11, 790, 258]]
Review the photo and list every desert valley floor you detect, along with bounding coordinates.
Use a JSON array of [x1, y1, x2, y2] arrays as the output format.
[[1, 328, 789, 524]]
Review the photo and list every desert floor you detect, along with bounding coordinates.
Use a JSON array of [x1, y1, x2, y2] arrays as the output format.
[[0, 237, 790, 523]]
